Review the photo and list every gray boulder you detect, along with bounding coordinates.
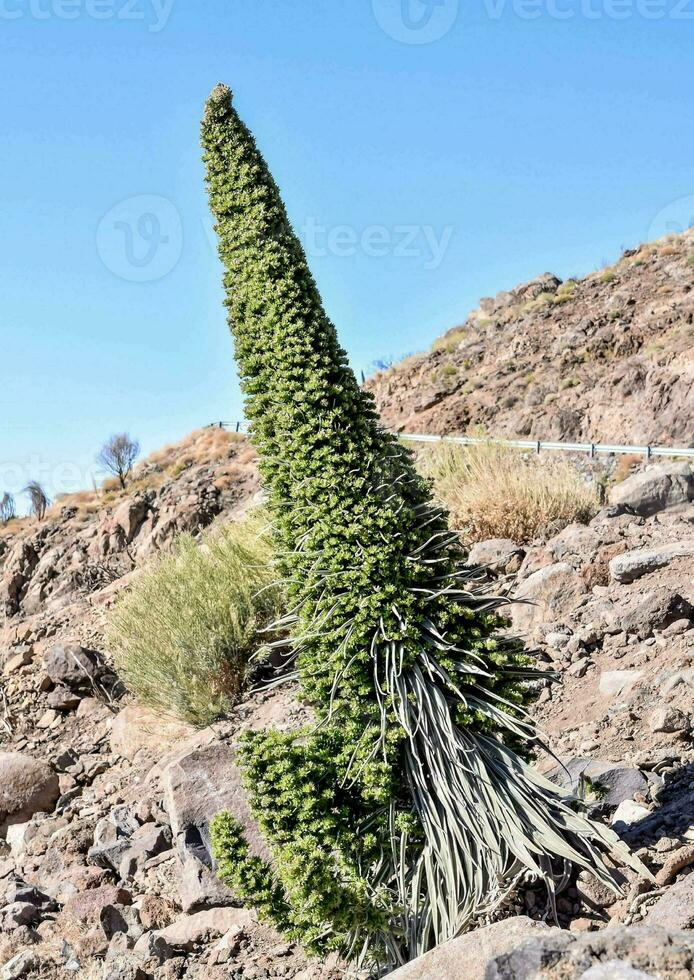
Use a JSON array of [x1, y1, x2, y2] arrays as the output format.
[[512, 562, 587, 634], [386, 918, 559, 979], [88, 806, 142, 871], [1, 950, 41, 980], [162, 741, 269, 911], [0, 753, 60, 833], [609, 541, 694, 584], [484, 925, 694, 978], [467, 538, 523, 574], [112, 494, 151, 543], [648, 706, 690, 734], [43, 642, 103, 691], [157, 906, 254, 951], [610, 461, 694, 516], [620, 588, 694, 639], [645, 874, 694, 930], [547, 757, 648, 814]]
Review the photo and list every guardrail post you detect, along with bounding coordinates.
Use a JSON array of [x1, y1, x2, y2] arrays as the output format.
[[536, 440, 541, 455], [646, 445, 652, 460], [589, 443, 595, 458]]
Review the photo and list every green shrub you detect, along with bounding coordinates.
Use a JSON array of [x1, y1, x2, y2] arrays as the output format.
[[201, 84, 643, 975], [431, 325, 466, 351], [108, 510, 283, 726], [552, 280, 577, 303]]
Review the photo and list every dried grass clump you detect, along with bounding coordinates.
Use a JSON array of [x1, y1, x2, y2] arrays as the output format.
[[108, 509, 283, 726], [418, 439, 599, 545]]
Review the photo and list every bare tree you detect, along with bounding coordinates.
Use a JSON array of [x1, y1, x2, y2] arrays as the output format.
[[97, 433, 140, 489], [24, 482, 49, 522], [0, 492, 15, 525]]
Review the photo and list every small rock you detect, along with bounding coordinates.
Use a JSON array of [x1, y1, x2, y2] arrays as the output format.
[[163, 741, 269, 909], [512, 563, 587, 634], [1, 951, 40, 980], [577, 870, 619, 910], [609, 541, 694, 584], [611, 800, 652, 828], [655, 844, 694, 885], [47, 685, 82, 710], [5, 822, 30, 856], [158, 907, 255, 950], [621, 589, 694, 640], [1, 901, 40, 929], [568, 657, 591, 678], [100, 903, 143, 942], [0, 753, 60, 833], [662, 618, 692, 637], [2, 647, 34, 677], [101, 955, 149, 980], [386, 917, 560, 980], [545, 631, 571, 650], [36, 709, 59, 729], [133, 929, 174, 964], [467, 538, 523, 574], [648, 706, 689, 734], [137, 895, 175, 931], [43, 642, 104, 692], [599, 670, 643, 698], [581, 963, 657, 979], [645, 872, 694, 929], [61, 885, 132, 929], [112, 496, 150, 543]]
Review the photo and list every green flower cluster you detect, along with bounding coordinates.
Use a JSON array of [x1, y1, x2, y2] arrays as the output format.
[[202, 85, 641, 974]]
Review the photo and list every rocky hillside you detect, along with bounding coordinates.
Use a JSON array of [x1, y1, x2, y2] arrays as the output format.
[[366, 230, 694, 446], [0, 436, 694, 977], [0, 427, 259, 624]]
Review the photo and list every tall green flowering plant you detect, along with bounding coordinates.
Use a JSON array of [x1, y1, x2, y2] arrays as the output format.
[[202, 85, 642, 974]]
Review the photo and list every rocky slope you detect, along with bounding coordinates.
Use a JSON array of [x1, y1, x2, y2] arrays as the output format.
[[0, 433, 693, 978], [366, 230, 694, 446]]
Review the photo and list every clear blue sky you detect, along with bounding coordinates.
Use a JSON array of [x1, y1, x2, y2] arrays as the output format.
[[2, 1, 692, 506]]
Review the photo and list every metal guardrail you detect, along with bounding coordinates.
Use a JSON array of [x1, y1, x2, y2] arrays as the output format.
[[400, 432, 694, 460], [208, 422, 694, 460], [206, 421, 247, 432]]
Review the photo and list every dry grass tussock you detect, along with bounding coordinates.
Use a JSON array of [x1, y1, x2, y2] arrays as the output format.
[[416, 438, 599, 545], [0, 515, 31, 540], [107, 508, 283, 726]]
